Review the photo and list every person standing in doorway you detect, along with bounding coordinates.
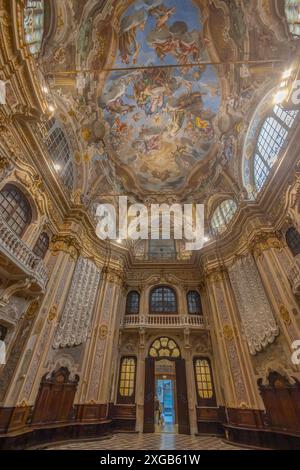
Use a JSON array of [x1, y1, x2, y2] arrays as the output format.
[[154, 396, 163, 427]]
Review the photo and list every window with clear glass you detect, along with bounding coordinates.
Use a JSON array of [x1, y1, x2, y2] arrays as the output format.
[[211, 199, 237, 235], [24, 0, 44, 56], [150, 287, 177, 314], [38, 119, 74, 189], [0, 184, 32, 236], [254, 104, 298, 191], [194, 358, 215, 404], [126, 291, 140, 315], [118, 357, 136, 402], [149, 239, 176, 260], [187, 291, 202, 315], [285, 0, 300, 37], [0, 324, 7, 341], [286, 227, 300, 257], [33, 232, 49, 259]]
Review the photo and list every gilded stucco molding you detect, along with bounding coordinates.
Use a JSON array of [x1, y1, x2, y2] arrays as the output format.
[[279, 304, 292, 326], [102, 266, 125, 286], [204, 266, 227, 283], [25, 298, 40, 320], [50, 235, 80, 260], [228, 254, 279, 355], [250, 231, 283, 259]]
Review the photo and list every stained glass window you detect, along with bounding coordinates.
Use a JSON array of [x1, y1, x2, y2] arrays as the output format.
[[285, 0, 300, 36], [149, 337, 180, 359], [254, 104, 298, 191], [126, 291, 140, 314], [24, 1, 44, 56], [286, 227, 300, 257], [194, 358, 214, 402], [33, 232, 49, 259], [0, 184, 32, 236], [187, 291, 202, 315], [211, 199, 237, 235], [38, 118, 74, 189], [118, 357, 136, 399], [150, 287, 177, 314]]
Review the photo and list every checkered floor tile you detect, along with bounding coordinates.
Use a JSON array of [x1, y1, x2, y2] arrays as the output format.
[[46, 433, 248, 450]]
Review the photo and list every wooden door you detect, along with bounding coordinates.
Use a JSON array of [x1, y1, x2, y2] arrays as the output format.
[[143, 357, 155, 433], [175, 358, 190, 434]]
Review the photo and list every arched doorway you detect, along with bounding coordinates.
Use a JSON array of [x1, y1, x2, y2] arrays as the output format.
[[143, 337, 190, 435]]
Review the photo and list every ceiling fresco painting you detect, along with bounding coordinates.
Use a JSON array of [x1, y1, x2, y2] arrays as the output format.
[[38, 0, 299, 206], [101, 0, 221, 192]]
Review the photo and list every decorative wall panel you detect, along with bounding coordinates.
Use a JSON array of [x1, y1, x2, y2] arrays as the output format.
[[228, 255, 279, 355], [53, 257, 101, 349]]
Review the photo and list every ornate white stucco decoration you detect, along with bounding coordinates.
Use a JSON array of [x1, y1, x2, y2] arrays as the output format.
[[53, 257, 101, 348], [228, 254, 279, 355]]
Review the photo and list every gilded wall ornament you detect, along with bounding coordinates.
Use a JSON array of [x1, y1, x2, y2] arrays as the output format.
[[53, 257, 101, 348], [48, 305, 58, 323], [223, 325, 234, 342], [279, 305, 291, 326], [26, 300, 40, 319], [103, 266, 125, 285], [99, 324, 108, 339], [228, 254, 279, 355], [50, 235, 80, 260]]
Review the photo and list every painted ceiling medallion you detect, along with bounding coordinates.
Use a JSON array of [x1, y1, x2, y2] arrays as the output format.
[[101, 0, 221, 192]]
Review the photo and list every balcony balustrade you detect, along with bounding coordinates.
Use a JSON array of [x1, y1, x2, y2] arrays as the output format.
[[121, 314, 207, 329], [0, 219, 48, 291]]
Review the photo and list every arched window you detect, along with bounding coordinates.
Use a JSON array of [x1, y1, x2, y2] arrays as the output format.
[[0, 184, 32, 236], [285, 0, 300, 37], [39, 118, 74, 189], [211, 199, 237, 235], [24, 1, 44, 56], [33, 232, 50, 259], [117, 357, 136, 404], [187, 291, 203, 315], [286, 227, 300, 257], [126, 291, 140, 315], [254, 104, 298, 191], [150, 286, 177, 314], [193, 357, 216, 406]]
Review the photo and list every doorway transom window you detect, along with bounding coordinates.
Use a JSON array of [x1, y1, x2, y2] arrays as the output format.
[[149, 337, 180, 359]]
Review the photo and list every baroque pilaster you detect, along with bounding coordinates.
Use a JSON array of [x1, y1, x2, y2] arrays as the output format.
[[205, 266, 260, 409], [252, 232, 300, 344], [81, 266, 125, 404]]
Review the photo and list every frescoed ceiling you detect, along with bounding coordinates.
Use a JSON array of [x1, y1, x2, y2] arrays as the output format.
[[39, 0, 297, 206], [100, 0, 221, 192]]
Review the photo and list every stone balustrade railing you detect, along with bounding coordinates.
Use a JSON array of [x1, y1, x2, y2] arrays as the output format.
[[0, 219, 48, 290], [121, 314, 207, 329], [288, 254, 300, 297]]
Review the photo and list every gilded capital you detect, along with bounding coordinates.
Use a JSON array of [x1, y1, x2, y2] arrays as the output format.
[[50, 235, 80, 260]]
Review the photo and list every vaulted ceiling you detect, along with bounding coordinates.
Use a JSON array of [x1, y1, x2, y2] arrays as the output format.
[[39, 0, 296, 207]]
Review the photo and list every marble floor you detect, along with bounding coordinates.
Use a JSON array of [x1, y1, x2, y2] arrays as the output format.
[[46, 433, 248, 450]]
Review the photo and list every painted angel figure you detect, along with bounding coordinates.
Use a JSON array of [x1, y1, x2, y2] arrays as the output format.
[[119, 10, 147, 64], [148, 5, 176, 31]]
